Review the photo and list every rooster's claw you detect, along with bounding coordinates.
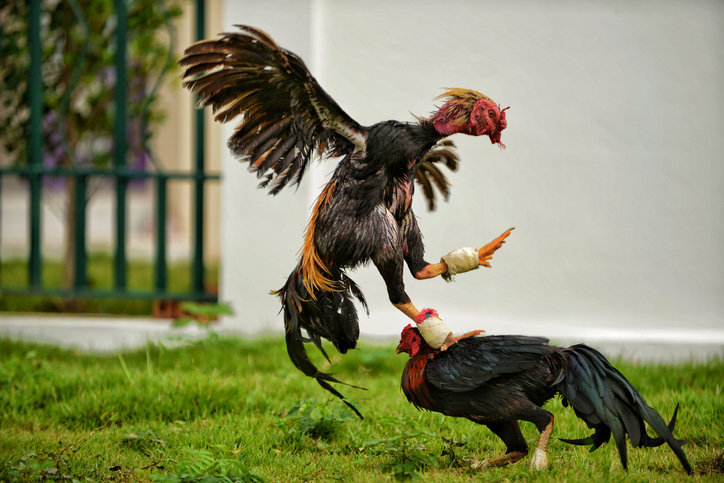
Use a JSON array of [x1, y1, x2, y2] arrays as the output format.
[[478, 227, 514, 267]]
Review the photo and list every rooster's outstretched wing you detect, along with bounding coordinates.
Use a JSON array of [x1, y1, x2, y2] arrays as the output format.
[[180, 25, 367, 194], [425, 335, 556, 392]]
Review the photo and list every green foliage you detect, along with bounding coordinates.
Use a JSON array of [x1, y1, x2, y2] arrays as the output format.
[[173, 302, 235, 329], [362, 432, 441, 481], [0, 0, 183, 167], [277, 399, 357, 441], [150, 447, 263, 483], [122, 430, 167, 454], [1, 443, 81, 482]]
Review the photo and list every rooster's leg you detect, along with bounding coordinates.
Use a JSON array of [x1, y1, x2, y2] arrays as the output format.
[[384, 219, 512, 348], [530, 417, 554, 471], [394, 300, 481, 346], [413, 228, 514, 281], [517, 407, 554, 471], [394, 301, 421, 321], [372, 249, 424, 323], [470, 406, 554, 471], [374, 255, 430, 324], [470, 420, 528, 469], [471, 451, 527, 469]]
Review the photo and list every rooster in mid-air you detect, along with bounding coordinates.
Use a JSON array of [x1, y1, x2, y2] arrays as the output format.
[[180, 26, 511, 415], [396, 318, 692, 473]]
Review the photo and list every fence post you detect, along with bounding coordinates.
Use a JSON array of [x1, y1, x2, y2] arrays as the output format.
[[192, 0, 206, 294], [155, 176, 167, 291], [113, 0, 128, 290], [28, 0, 43, 290], [74, 175, 87, 289]]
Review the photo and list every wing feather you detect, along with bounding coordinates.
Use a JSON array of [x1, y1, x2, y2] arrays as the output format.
[[415, 139, 460, 211], [180, 25, 368, 193], [425, 335, 555, 392]]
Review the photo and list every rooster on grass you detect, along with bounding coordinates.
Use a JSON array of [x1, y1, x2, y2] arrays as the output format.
[[396, 318, 692, 474], [180, 26, 511, 415]]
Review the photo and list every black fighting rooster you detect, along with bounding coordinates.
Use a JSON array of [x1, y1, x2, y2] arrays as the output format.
[[179, 26, 511, 415], [396, 318, 692, 473]]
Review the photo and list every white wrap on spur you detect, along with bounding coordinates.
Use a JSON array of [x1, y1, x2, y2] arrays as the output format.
[[416, 310, 453, 350], [441, 246, 479, 282]]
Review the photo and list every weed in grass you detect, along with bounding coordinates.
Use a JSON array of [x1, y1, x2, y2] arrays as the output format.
[[696, 452, 724, 477], [148, 447, 263, 483], [277, 399, 357, 441], [361, 432, 441, 480], [440, 437, 467, 467], [122, 430, 167, 455], [1, 442, 82, 482]]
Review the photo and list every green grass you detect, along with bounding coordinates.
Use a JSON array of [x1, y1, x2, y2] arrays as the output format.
[[0, 334, 722, 482], [0, 254, 219, 315]]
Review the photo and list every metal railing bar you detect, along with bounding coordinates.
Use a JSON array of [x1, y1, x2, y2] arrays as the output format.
[[28, 0, 43, 290], [0, 176, 3, 286], [155, 176, 168, 291], [191, 0, 207, 294], [113, 0, 128, 291], [0, 166, 220, 180], [74, 175, 88, 289], [0, 287, 218, 301]]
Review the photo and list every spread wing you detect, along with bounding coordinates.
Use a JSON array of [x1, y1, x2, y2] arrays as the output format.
[[425, 335, 556, 392], [415, 139, 459, 211], [179, 25, 368, 194]]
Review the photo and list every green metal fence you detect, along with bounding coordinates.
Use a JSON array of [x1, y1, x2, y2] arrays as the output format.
[[0, 0, 218, 302]]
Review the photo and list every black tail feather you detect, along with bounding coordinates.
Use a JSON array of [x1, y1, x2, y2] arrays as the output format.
[[642, 403, 687, 448], [555, 345, 692, 474], [278, 263, 367, 419], [559, 426, 611, 452], [284, 328, 365, 419]]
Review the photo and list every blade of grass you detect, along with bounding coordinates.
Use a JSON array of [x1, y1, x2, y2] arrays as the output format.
[[146, 339, 154, 378], [116, 349, 133, 383]]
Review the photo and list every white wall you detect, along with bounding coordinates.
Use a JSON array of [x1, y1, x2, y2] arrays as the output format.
[[218, 0, 724, 345]]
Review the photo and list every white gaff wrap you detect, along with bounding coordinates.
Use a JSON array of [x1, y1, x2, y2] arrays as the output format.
[[417, 315, 453, 350], [441, 246, 479, 282]]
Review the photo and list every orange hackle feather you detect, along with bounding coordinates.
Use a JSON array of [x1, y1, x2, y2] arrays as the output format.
[[300, 180, 342, 297], [401, 346, 436, 410]]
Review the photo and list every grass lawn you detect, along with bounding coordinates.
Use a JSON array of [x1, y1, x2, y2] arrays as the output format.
[[0, 333, 722, 482]]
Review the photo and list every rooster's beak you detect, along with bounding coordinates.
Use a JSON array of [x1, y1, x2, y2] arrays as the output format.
[[395, 344, 402, 355]]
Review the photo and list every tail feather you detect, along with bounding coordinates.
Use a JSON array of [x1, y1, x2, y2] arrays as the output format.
[[284, 328, 365, 419], [555, 344, 692, 474], [642, 403, 687, 448], [277, 263, 367, 418]]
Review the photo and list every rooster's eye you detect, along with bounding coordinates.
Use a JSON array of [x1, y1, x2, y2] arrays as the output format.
[[488, 110, 495, 117]]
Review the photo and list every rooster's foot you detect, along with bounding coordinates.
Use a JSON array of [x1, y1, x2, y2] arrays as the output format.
[[470, 450, 526, 469], [457, 329, 485, 340], [530, 448, 548, 471], [439, 333, 457, 351], [442, 330, 486, 351], [530, 418, 554, 471], [478, 227, 514, 267]]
